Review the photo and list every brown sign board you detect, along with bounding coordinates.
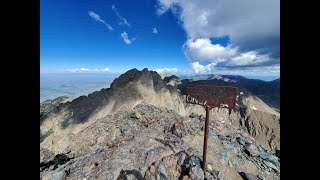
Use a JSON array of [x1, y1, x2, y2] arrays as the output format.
[[186, 84, 238, 108]]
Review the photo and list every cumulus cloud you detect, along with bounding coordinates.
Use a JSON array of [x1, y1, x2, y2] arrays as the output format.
[[121, 32, 135, 45], [157, 0, 279, 42], [88, 11, 113, 31], [189, 62, 216, 74], [184, 38, 236, 62], [112, 4, 130, 27], [152, 27, 158, 34], [157, 0, 280, 73], [155, 68, 178, 74], [184, 38, 273, 71]]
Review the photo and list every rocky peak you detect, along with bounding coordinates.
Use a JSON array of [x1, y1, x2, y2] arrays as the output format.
[[163, 75, 179, 83], [110, 68, 167, 92], [41, 68, 174, 129]]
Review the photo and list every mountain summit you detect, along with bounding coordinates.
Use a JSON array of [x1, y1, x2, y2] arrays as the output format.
[[40, 68, 186, 152], [40, 68, 280, 180]]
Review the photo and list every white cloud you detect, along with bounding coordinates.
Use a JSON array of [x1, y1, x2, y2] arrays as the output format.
[[155, 68, 178, 74], [121, 32, 135, 45], [65, 67, 89, 73], [266, 65, 280, 73], [189, 63, 280, 76], [157, 0, 279, 41], [184, 38, 236, 62], [189, 62, 216, 73], [101, 68, 110, 72], [80, 68, 89, 72], [226, 51, 270, 67], [152, 27, 158, 34], [185, 38, 272, 71], [88, 11, 113, 31], [112, 4, 130, 27], [65, 67, 111, 73], [157, 0, 280, 72]]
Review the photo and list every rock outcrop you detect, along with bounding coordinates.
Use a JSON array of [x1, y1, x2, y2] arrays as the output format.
[[41, 105, 280, 180]]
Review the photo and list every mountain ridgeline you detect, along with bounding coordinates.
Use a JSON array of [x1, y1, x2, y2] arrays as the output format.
[[40, 68, 280, 180]]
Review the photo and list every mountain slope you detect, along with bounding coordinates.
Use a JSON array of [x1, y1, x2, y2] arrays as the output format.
[[40, 69, 280, 179], [41, 104, 280, 180], [40, 68, 186, 154]]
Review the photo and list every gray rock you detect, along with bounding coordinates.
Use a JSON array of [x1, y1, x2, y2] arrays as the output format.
[[258, 151, 269, 159], [239, 172, 261, 180], [208, 170, 220, 179], [51, 170, 66, 180], [266, 155, 280, 167], [157, 164, 167, 178], [259, 152, 280, 169], [217, 135, 229, 141], [127, 174, 140, 180], [188, 156, 201, 167], [159, 173, 167, 180], [236, 137, 247, 146], [189, 112, 199, 119], [190, 123, 199, 131], [40, 148, 55, 164], [223, 142, 234, 149], [189, 165, 204, 180], [205, 172, 215, 180], [257, 174, 266, 180], [130, 112, 141, 119], [95, 147, 104, 154], [263, 160, 280, 173], [187, 147, 200, 157], [218, 172, 224, 180], [209, 130, 218, 139], [220, 152, 231, 163], [178, 153, 187, 166], [245, 144, 260, 157]]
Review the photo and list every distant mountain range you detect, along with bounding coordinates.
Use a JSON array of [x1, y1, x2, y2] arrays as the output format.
[[178, 74, 279, 82], [176, 74, 280, 111]]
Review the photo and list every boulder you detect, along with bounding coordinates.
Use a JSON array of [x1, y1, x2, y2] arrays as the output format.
[[245, 144, 260, 157]]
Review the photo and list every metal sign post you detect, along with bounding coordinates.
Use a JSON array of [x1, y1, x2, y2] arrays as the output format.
[[186, 84, 237, 175]]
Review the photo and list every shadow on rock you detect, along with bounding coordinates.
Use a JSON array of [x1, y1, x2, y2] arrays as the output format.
[[117, 169, 144, 180]]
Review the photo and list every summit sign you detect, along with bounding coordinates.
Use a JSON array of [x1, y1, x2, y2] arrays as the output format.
[[186, 84, 238, 108], [185, 84, 238, 175]]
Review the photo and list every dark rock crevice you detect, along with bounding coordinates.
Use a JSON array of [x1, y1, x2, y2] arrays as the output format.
[[40, 154, 72, 172]]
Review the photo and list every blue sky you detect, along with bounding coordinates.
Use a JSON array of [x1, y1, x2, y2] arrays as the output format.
[[40, 0, 280, 76]]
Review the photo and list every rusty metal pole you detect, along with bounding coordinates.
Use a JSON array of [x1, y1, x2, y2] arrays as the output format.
[[202, 105, 210, 175]]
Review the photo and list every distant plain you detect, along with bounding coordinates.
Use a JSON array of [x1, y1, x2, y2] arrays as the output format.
[[40, 73, 119, 102]]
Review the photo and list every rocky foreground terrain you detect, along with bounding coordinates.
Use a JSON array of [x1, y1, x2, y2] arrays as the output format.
[[40, 68, 280, 180]]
